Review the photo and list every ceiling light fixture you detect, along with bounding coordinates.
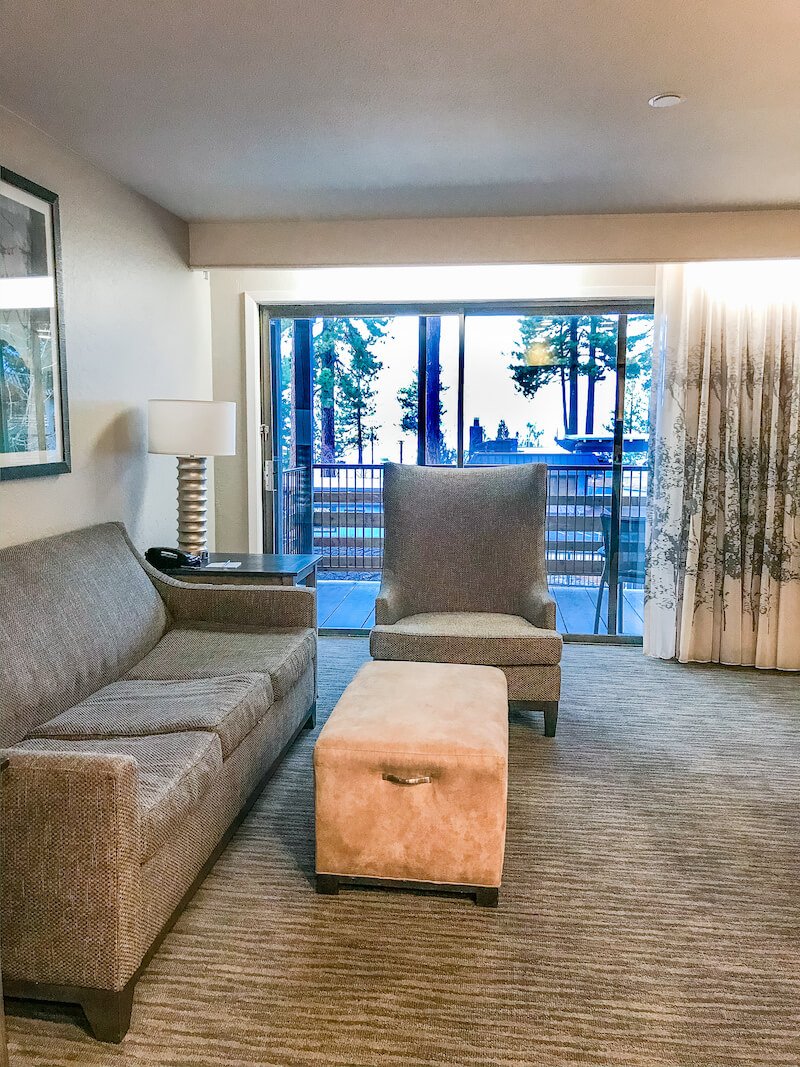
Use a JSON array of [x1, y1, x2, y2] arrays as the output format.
[[648, 92, 684, 108]]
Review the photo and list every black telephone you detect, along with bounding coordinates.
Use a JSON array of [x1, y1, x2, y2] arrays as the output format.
[[145, 546, 203, 571]]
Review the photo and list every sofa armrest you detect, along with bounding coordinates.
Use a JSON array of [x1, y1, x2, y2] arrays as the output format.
[[149, 572, 316, 630], [0, 749, 142, 991], [520, 583, 558, 631]]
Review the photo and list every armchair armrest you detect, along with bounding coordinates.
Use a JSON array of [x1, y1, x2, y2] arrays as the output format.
[[0, 749, 142, 991], [520, 583, 558, 631], [374, 579, 409, 626], [149, 571, 316, 630]]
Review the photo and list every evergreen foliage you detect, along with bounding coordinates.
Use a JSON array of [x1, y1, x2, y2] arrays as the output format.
[[508, 314, 652, 437], [312, 317, 389, 463]]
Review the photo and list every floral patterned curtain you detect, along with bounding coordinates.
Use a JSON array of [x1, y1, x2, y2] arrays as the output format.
[[644, 263, 800, 670]]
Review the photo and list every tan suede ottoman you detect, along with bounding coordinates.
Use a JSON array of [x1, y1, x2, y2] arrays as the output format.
[[313, 660, 508, 906]]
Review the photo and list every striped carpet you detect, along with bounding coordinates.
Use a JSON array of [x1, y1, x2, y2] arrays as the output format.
[[7, 641, 800, 1066]]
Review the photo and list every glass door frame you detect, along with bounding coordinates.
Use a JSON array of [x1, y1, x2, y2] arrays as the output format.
[[262, 299, 653, 640]]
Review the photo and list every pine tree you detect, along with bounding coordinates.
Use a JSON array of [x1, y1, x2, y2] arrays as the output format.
[[603, 315, 654, 435], [508, 315, 618, 436], [395, 317, 449, 463], [397, 370, 448, 436], [329, 318, 387, 463], [312, 317, 388, 463], [424, 317, 442, 463], [397, 373, 419, 435], [316, 318, 336, 462]]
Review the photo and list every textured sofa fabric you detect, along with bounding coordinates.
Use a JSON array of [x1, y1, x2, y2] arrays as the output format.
[[369, 463, 562, 716], [1, 748, 142, 992], [28, 673, 273, 758], [0, 522, 316, 1036], [126, 625, 315, 700], [315, 661, 508, 890], [22, 731, 224, 861], [139, 666, 314, 954], [0, 523, 168, 748]]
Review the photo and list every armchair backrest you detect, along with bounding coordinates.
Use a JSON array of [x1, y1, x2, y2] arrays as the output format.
[[0, 522, 168, 746], [380, 462, 548, 618]]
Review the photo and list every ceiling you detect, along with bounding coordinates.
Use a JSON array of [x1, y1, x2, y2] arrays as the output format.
[[2, 0, 799, 222]]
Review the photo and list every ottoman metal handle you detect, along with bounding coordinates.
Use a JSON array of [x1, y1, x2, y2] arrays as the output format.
[[382, 773, 432, 786]]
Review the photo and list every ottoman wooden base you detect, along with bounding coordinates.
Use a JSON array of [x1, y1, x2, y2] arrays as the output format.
[[314, 661, 508, 904], [316, 873, 499, 907]]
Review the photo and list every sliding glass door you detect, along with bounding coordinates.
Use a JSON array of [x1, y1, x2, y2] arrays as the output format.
[[462, 312, 652, 636], [263, 305, 653, 637]]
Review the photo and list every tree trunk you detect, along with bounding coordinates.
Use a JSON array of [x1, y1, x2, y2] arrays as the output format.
[[568, 317, 579, 435], [356, 384, 364, 464], [559, 366, 568, 433], [319, 318, 336, 462], [425, 317, 442, 464], [586, 316, 597, 434]]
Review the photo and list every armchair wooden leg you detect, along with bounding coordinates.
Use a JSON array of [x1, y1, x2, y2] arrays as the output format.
[[80, 981, 135, 1043], [303, 702, 317, 729], [509, 700, 559, 737], [543, 701, 559, 738]]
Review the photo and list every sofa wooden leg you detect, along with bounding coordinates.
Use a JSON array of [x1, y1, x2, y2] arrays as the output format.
[[303, 702, 317, 729], [80, 980, 135, 1043], [316, 874, 339, 895], [475, 887, 499, 907], [543, 701, 559, 737]]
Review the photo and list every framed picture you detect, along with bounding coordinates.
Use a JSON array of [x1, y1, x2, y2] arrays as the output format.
[[0, 167, 70, 479]]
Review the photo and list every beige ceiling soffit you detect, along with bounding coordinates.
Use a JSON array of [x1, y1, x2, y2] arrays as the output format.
[[189, 210, 800, 270]]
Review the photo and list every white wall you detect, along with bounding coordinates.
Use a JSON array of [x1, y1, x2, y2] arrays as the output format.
[[0, 109, 213, 550], [209, 263, 657, 551]]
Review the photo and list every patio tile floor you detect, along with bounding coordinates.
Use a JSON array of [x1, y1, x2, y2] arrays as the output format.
[[317, 579, 644, 636]]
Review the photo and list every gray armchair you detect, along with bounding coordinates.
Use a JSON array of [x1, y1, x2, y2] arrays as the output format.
[[369, 463, 562, 736]]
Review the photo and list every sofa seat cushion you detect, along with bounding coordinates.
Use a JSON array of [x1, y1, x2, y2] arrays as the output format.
[[125, 625, 316, 701], [370, 612, 563, 666], [27, 674, 273, 760], [17, 732, 223, 861]]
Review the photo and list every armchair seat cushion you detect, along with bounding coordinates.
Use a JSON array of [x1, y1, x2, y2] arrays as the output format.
[[26, 674, 273, 760], [370, 612, 563, 666], [17, 732, 223, 861], [125, 624, 316, 700]]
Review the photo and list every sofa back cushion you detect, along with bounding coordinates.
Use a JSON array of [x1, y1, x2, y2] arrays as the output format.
[[0, 522, 168, 746]]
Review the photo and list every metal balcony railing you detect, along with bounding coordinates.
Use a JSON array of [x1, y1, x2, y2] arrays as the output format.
[[280, 465, 308, 556], [281, 462, 647, 582]]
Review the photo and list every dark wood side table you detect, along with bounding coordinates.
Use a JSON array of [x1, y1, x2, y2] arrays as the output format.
[[162, 552, 321, 588]]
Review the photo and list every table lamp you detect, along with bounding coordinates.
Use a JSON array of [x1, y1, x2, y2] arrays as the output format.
[[148, 399, 236, 557]]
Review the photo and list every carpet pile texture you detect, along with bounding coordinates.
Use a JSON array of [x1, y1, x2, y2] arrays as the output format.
[[7, 640, 799, 1066]]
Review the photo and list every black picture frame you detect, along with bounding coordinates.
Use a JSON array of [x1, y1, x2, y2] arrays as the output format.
[[0, 166, 70, 480]]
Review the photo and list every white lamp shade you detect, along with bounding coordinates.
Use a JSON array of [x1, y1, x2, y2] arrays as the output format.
[[148, 399, 236, 456]]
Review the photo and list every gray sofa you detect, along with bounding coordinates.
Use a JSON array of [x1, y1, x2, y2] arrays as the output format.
[[0, 522, 316, 1042]]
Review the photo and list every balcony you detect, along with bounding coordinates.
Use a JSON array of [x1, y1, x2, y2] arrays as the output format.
[[282, 462, 647, 635]]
